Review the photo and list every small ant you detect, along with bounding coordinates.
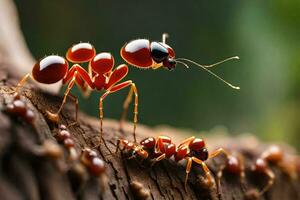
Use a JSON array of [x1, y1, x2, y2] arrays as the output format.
[[116, 135, 177, 164], [215, 151, 246, 199], [55, 124, 78, 161], [250, 145, 284, 196], [117, 136, 231, 191], [81, 148, 106, 177], [5, 93, 35, 124], [12, 42, 139, 142], [121, 33, 240, 90]]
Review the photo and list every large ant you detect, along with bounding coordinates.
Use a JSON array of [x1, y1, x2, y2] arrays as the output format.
[[121, 33, 240, 90], [117, 135, 232, 191], [12, 42, 139, 142]]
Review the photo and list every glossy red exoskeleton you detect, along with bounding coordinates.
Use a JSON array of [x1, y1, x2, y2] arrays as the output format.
[[121, 33, 240, 90], [13, 42, 139, 142]]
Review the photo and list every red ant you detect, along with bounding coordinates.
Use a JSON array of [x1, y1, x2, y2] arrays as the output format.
[[250, 145, 300, 197], [117, 135, 231, 191], [121, 33, 240, 90], [81, 148, 106, 177], [215, 151, 246, 199], [12, 42, 139, 142], [116, 136, 176, 163], [250, 145, 284, 196]]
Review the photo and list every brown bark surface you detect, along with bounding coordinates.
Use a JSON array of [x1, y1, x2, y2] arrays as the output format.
[[0, 62, 300, 200]]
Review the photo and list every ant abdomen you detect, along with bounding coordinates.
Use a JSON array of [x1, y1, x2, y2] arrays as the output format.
[[32, 55, 68, 84], [225, 155, 243, 174]]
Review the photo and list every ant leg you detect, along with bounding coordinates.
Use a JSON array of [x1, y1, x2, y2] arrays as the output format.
[[73, 64, 94, 96], [184, 157, 193, 191], [209, 148, 230, 159], [259, 168, 275, 196], [100, 81, 138, 143], [81, 63, 94, 98], [66, 93, 79, 127], [239, 157, 247, 192], [5, 73, 32, 95], [125, 83, 138, 142], [16, 73, 31, 93], [191, 157, 215, 188], [46, 76, 76, 122], [162, 33, 169, 44], [178, 136, 196, 148], [119, 83, 135, 132], [115, 139, 128, 154], [99, 92, 109, 144], [216, 164, 226, 198], [151, 153, 166, 167]]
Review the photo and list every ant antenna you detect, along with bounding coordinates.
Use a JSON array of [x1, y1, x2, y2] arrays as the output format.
[[175, 56, 240, 90], [175, 60, 189, 69]]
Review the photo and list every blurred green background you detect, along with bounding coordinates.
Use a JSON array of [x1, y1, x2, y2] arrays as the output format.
[[14, 0, 300, 149]]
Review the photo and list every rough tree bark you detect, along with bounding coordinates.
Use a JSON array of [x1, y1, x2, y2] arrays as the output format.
[[0, 1, 300, 200]]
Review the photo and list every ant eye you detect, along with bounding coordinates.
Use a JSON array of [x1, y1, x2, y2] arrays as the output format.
[[163, 58, 176, 70], [150, 42, 169, 63]]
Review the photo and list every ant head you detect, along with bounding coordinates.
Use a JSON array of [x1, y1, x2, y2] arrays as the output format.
[[189, 138, 208, 161], [163, 58, 177, 70], [150, 42, 176, 69], [90, 52, 114, 74], [132, 147, 149, 159]]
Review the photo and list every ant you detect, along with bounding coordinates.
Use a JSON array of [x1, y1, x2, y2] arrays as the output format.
[[215, 151, 246, 199], [81, 148, 106, 177], [121, 33, 240, 90], [250, 145, 300, 197], [117, 135, 232, 191], [12, 42, 138, 142], [250, 145, 284, 197], [116, 136, 176, 162]]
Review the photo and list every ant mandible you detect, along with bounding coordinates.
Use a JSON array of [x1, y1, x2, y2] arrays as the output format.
[[121, 33, 240, 90], [13, 42, 139, 142], [117, 135, 231, 191]]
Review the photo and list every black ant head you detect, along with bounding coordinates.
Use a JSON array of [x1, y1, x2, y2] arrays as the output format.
[[191, 147, 209, 161], [189, 138, 209, 161], [150, 42, 177, 70], [150, 42, 170, 63], [163, 58, 177, 70]]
